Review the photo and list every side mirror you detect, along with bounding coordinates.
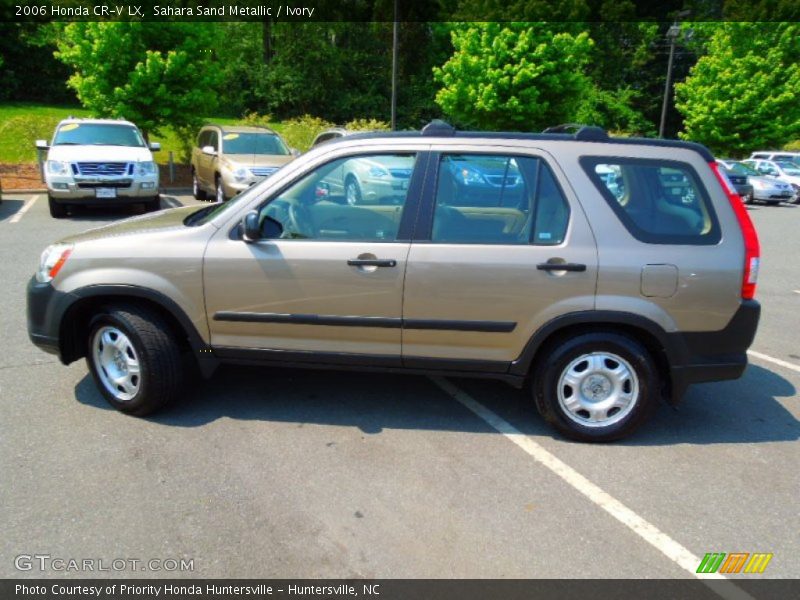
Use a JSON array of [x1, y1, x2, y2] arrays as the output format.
[[149, 142, 161, 152], [202, 145, 217, 156], [243, 211, 261, 242], [290, 148, 301, 157], [35, 139, 49, 150], [243, 211, 283, 242]]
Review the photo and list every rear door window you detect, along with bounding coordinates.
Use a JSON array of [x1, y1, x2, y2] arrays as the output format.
[[581, 157, 720, 245], [430, 154, 570, 245]]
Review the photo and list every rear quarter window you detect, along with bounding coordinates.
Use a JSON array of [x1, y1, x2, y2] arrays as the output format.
[[580, 157, 721, 245]]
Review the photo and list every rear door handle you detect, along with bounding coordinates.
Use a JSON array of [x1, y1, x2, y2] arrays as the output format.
[[347, 259, 397, 268], [537, 262, 587, 272]]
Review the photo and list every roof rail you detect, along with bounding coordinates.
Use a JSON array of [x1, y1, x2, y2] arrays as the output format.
[[543, 123, 609, 141], [422, 119, 456, 137], [542, 123, 584, 134]]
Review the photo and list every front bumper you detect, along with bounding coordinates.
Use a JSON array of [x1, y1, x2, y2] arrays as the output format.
[[667, 300, 760, 404], [47, 178, 159, 202], [27, 277, 68, 358], [752, 187, 793, 202]]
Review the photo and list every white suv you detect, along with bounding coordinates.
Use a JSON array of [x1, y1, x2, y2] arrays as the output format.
[[36, 119, 161, 218]]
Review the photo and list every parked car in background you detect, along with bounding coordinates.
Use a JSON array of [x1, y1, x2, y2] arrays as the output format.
[[717, 160, 754, 204], [35, 118, 161, 218], [191, 125, 297, 203], [743, 159, 800, 203], [749, 151, 800, 165], [28, 121, 762, 442], [310, 128, 351, 148]]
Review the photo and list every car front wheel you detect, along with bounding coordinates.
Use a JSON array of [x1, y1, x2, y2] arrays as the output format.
[[532, 332, 659, 442], [215, 176, 226, 203], [86, 305, 184, 416], [345, 176, 362, 205], [48, 195, 67, 218], [192, 169, 207, 200]]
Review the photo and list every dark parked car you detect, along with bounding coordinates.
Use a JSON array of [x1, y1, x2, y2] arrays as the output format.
[[717, 160, 755, 204]]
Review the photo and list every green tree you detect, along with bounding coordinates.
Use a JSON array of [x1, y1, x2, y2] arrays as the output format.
[[433, 23, 594, 131], [675, 22, 800, 155], [54, 22, 222, 140]]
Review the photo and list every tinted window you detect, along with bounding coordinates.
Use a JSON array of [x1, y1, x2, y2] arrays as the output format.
[[582, 157, 720, 245], [431, 154, 569, 245], [256, 154, 417, 242], [222, 132, 289, 156], [727, 161, 759, 176], [53, 123, 145, 147]]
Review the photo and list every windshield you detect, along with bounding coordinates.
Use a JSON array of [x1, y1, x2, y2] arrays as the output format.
[[222, 132, 289, 156], [53, 123, 145, 147], [726, 162, 759, 176], [776, 162, 800, 176]]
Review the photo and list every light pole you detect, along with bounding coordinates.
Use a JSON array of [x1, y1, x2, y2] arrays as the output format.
[[658, 11, 690, 139], [390, 0, 399, 130]]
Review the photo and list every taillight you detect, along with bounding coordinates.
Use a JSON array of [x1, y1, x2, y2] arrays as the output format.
[[709, 161, 760, 300]]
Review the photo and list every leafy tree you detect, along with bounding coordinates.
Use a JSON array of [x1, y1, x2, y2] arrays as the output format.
[[54, 22, 222, 140], [433, 23, 594, 131], [674, 22, 800, 155], [0, 23, 75, 103]]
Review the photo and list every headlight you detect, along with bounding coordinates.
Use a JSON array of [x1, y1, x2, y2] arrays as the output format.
[[460, 168, 484, 185], [368, 166, 389, 178], [46, 160, 70, 175], [135, 161, 157, 176], [233, 167, 248, 182], [36, 243, 74, 283]]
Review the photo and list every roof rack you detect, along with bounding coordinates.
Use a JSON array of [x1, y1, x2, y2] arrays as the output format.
[[422, 119, 456, 137], [543, 123, 609, 141]]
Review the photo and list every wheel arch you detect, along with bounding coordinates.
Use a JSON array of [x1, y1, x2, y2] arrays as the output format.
[[57, 285, 218, 377], [511, 311, 684, 402]]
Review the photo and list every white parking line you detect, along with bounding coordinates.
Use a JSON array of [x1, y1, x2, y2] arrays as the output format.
[[430, 376, 756, 599], [748, 350, 800, 374], [9, 194, 39, 223]]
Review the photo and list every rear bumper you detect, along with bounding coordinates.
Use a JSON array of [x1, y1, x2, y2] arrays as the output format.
[[667, 300, 760, 404]]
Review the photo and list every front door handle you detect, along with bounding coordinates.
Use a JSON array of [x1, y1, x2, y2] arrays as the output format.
[[347, 258, 397, 268], [537, 262, 587, 272]]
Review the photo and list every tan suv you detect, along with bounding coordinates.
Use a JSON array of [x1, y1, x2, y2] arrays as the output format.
[[27, 121, 761, 442], [190, 125, 296, 203]]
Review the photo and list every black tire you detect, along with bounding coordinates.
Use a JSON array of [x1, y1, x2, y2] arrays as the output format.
[[215, 175, 226, 203], [745, 194, 754, 205], [145, 195, 161, 212], [532, 332, 659, 442], [192, 169, 207, 200], [48, 194, 67, 218], [85, 304, 184, 416], [344, 175, 362, 205]]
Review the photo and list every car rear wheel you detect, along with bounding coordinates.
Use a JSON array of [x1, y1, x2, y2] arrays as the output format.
[[192, 169, 207, 200], [86, 305, 184, 416], [48, 195, 67, 218], [532, 332, 659, 442]]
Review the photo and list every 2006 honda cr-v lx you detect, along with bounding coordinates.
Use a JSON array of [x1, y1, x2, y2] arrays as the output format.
[[27, 121, 761, 442]]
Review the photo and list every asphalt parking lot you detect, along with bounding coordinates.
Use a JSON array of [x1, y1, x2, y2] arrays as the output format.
[[0, 192, 797, 581]]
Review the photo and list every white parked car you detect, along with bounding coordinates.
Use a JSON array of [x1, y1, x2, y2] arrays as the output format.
[[36, 118, 161, 218], [749, 151, 800, 165], [743, 159, 800, 204]]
